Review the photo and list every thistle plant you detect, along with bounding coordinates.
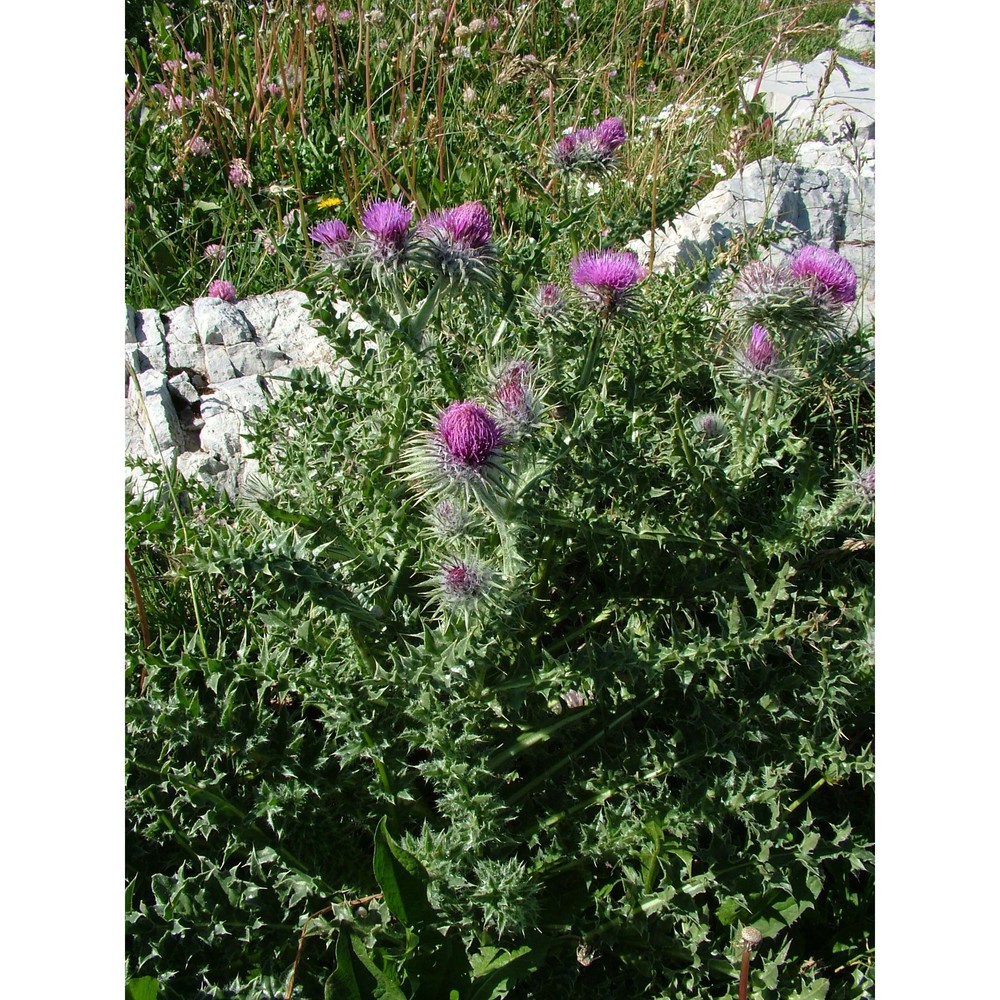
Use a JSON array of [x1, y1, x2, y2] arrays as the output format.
[[551, 116, 628, 174], [127, 6, 873, 997]]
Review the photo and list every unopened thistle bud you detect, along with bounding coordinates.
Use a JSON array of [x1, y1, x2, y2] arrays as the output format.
[[733, 323, 783, 384], [693, 411, 728, 441], [530, 282, 567, 323], [491, 359, 543, 436]]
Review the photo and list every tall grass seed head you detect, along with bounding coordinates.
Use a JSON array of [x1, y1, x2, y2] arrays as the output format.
[[570, 248, 646, 318], [790, 244, 857, 305]]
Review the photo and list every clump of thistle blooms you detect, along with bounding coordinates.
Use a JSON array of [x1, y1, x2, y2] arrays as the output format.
[[570, 249, 646, 319], [491, 359, 542, 437], [207, 279, 237, 303], [356, 198, 413, 280], [732, 324, 785, 385], [414, 201, 497, 288], [789, 244, 858, 305], [308, 218, 353, 265], [404, 400, 510, 509], [551, 116, 628, 173], [729, 259, 832, 337]]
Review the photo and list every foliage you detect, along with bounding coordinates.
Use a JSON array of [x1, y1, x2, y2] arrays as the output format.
[[126, 2, 871, 998]]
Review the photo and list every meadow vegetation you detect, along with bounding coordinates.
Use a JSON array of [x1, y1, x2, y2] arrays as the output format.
[[125, 2, 872, 997]]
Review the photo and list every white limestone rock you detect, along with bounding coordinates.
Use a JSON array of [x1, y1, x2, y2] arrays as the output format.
[[133, 309, 169, 372], [745, 51, 874, 143], [126, 368, 183, 467], [164, 303, 204, 372], [193, 296, 255, 347]]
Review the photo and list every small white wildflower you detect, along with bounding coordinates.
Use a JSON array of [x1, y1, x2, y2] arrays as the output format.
[[710, 162, 727, 177], [585, 180, 602, 196]]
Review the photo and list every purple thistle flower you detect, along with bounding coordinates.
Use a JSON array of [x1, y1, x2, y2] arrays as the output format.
[[337, 8, 353, 21], [438, 401, 506, 467], [570, 249, 646, 317], [854, 464, 875, 505], [315, 3, 328, 21], [416, 201, 496, 286], [552, 116, 628, 172], [404, 399, 510, 507], [595, 116, 627, 151], [434, 557, 494, 610], [744, 324, 777, 371], [492, 359, 541, 434], [207, 279, 237, 303], [560, 690, 588, 710], [430, 499, 471, 538], [789, 245, 857, 305], [693, 411, 728, 441], [310, 218, 353, 264], [360, 198, 413, 260], [227, 158, 252, 188]]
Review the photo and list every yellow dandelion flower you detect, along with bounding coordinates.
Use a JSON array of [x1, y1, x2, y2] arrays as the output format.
[[318, 196, 343, 209]]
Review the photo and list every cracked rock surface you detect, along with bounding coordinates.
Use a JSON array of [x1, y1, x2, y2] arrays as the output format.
[[125, 290, 352, 498]]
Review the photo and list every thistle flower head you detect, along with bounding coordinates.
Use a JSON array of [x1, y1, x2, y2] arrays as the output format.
[[439, 401, 506, 465], [309, 218, 353, 264], [732, 324, 784, 385], [790, 245, 857, 305], [207, 279, 237, 303], [357, 198, 413, 276], [415, 201, 496, 287], [570, 249, 646, 318], [530, 282, 567, 322], [429, 556, 497, 616], [853, 463, 875, 505], [404, 400, 510, 509], [492, 359, 542, 436], [551, 117, 628, 172], [693, 411, 728, 441], [730, 258, 841, 341], [595, 116, 627, 150], [430, 499, 472, 539]]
